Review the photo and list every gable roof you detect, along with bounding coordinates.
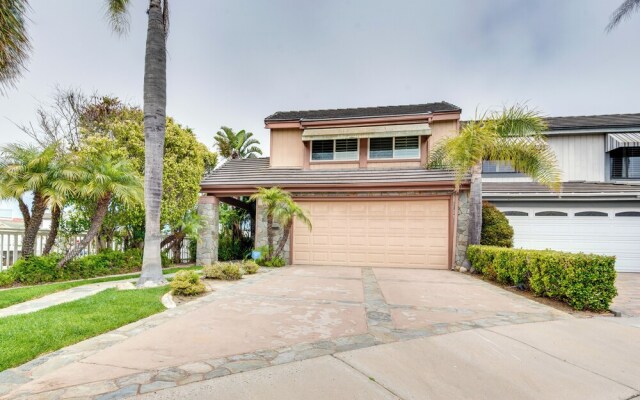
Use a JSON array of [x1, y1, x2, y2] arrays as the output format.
[[545, 113, 640, 131], [201, 157, 467, 195], [264, 102, 461, 122]]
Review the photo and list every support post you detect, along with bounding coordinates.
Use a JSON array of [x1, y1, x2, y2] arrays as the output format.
[[196, 195, 219, 266]]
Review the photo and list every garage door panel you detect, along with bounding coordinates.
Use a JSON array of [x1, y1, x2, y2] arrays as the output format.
[[293, 199, 450, 269], [503, 209, 640, 272]]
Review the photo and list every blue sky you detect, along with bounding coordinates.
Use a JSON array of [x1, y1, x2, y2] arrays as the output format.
[[0, 0, 639, 216]]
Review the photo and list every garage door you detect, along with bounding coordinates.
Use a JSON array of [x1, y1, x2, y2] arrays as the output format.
[[292, 199, 450, 268], [500, 206, 640, 272]]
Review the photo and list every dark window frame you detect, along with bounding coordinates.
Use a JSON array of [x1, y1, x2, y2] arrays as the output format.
[[610, 147, 640, 179], [311, 139, 359, 162], [368, 136, 420, 160]]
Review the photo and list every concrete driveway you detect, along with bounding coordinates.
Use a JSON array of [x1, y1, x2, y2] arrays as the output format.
[[2, 266, 639, 400]]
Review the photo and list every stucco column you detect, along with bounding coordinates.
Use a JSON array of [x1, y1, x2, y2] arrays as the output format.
[[196, 195, 219, 266]]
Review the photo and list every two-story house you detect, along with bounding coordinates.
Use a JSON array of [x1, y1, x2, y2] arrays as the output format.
[[483, 113, 640, 272], [199, 103, 471, 270]]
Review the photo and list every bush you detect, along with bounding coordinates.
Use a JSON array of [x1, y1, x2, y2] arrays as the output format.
[[203, 262, 244, 280], [7, 249, 146, 285], [242, 260, 260, 275], [481, 201, 514, 247], [218, 235, 253, 262], [0, 271, 13, 288], [170, 270, 205, 296], [262, 257, 286, 268], [467, 245, 617, 311]]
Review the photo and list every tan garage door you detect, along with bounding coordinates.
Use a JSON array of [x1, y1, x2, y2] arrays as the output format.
[[292, 199, 450, 269]]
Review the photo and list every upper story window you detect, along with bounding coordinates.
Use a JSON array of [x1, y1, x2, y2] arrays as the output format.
[[369, 136, 419, 159], [311, 139, 358, 161], [482, 160, 517, 174], [611, 147, 640, 179]]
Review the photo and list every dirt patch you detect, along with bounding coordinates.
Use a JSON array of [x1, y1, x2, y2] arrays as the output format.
[[468, 273, 614, 318]]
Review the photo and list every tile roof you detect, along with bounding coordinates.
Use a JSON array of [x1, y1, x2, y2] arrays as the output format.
[[545, 113, 640, 131], [483, 182, 640, 198], [201, 157, 464, 190], [264, 102, 461, 122]]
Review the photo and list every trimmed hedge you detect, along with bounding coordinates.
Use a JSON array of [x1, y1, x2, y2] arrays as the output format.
[[467, 245, 617, 311], [2, 249, 171, 287]]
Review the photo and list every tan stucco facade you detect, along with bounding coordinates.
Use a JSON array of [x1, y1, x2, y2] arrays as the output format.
[[270, 128, 305, 168]]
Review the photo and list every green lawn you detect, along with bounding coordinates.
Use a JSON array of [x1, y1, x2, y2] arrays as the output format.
[[0, 266, 200, 310], [0, 286, 170, 372]]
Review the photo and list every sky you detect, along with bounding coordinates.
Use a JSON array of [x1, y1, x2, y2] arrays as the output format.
[[0, 0, 639, 215]]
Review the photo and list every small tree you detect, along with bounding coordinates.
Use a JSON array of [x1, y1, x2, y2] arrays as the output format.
[[250, 187, 311, 260], [57, 154, 143, 268], [481, 201, 513, 248]]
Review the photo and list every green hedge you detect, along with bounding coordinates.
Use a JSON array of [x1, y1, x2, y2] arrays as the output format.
[[467, 245, 617, 311], [481, 201, 513, 247], [2, 249, 171, 287]]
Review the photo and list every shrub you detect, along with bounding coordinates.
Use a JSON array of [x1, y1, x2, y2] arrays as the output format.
[[203, 262, 243, 280], [170, 270, 205, 296], [481, 201, 514, 248], [263, 256, 286, 268], [0, 271, 13, 288], [467, 245, 617, 311], [7, 249, 146, 285], [242, 260, 260, 275]]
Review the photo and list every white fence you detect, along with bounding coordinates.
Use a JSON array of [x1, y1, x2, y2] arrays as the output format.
[[0, 229, 193, 271]]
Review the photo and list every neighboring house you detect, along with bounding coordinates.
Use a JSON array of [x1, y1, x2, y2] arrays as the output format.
[[199, 102, 471, 269], [0, 212, 52, 269], [483, 113, 640, 272]]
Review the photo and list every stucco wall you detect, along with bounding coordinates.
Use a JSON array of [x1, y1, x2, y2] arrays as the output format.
[[270, 129, 305, 168]]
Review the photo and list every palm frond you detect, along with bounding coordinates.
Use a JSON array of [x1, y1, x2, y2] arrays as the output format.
[[0, 0, 31, 93], [606, 0, 640, 32], [105, 0, 131, 35]]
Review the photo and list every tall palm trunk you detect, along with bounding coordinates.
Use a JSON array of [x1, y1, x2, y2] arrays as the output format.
[[468, 163, 483, 245], [43, 205, 61, 255], [266, 214, 274, 260], [57, 194, 112, 268], [22, 192, 47, 258], [138, 0, 168, 286], [273, 221, 292, 259]]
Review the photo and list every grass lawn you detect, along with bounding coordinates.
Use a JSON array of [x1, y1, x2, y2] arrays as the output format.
[[0, 265, 200, 310], [0, 286, 170, 372]]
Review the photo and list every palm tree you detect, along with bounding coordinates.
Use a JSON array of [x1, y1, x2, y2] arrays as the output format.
[[0, 143, 77, 257], [428, 105, 560, 247], [57, 153, 143, 268], [0, 1, 170, 285], [250, 187, 311, 260], [161, 209, 204, 264], [214, 126, 263, 159], [106, 0, 170, 286], [607, 0, 640, 31], [0, 0, 30, 93]]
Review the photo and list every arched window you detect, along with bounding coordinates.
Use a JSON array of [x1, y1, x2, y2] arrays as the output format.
[[535, 211, 568, 217], [503, 211, 528, 216], [575, 211, 608, 217], [616, 211, 640, 217]]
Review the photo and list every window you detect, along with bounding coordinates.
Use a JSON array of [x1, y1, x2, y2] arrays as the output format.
[[611, 147, 640, 179], [503, 211, 528, 216], [482, 160, 517, 174], [575, 211, 608, 217], [311, 139, 358, 161], [616, 211, 640, 217], [369, 136, 419, 159], [535, 211, 568, 216]]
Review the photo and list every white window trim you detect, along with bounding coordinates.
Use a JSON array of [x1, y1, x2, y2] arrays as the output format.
[[310, 139, 359, 162], [367, 136, 421, 160]]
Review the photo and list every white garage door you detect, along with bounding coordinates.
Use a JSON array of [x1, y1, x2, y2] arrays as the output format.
[[292, 199, 450, 269], [500, 206, 640, 272]]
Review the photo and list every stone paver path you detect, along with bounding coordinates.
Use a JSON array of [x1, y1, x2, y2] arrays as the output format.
[[0, 265, 576, 399], [612, 272, 640, 317]]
